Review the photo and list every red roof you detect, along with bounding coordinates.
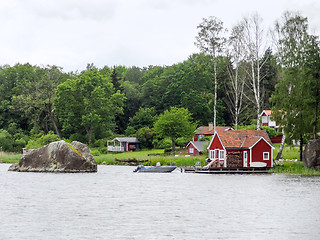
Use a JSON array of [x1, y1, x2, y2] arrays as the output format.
[[262, 110, 272, 116], [195, 126, 231, 135], [216, 130, 273, 149]]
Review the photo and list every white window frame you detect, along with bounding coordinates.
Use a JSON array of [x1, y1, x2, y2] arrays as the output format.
[[261, 115, 268, 124], [189, 147, 194, 154], [263, 152, 270, 161], [209, 150, 215, 159], [219, 150, 225, 160]]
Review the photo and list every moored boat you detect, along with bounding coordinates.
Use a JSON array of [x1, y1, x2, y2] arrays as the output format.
[[133, 165, 177, 173]]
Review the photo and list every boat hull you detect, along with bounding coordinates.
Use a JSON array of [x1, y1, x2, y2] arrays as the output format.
[[134, 166, 177, 173]]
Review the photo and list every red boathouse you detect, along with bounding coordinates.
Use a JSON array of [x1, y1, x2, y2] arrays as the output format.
[[207, 129, 274, 168]]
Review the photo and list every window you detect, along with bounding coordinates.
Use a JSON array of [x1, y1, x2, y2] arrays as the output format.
[[263, 152, 270, 160], [262, 116, 268, 123], [219, 150, 225, 160], [209, 150, 215, 159], [198, 135, 204, 140], [189, 148, 194, 154]]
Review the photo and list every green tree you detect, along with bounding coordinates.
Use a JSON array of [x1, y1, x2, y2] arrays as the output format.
[[128, 107, 157, 131], [11, 65, 67, 138], [55, 68, 125, 144], [154, 107, 196, 154], [195, 16, 226, 130], [141, 66, 165, 112], [271, 12, 320, 160], [136, 127, 155, 149], [118, 67, 145, 133]]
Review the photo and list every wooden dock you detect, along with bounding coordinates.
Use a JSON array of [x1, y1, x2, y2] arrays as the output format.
[[183, 167, 271, 174]]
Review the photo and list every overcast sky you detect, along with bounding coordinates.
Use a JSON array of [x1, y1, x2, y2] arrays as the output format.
[[1, 0, 319, 72]]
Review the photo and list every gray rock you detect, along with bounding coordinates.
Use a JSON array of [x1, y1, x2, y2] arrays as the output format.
[[302, 139, 320, 170], [9, 140, 97, 172]]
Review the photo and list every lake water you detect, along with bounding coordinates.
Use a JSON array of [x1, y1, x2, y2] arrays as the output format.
[[0, 164, 320, 240]]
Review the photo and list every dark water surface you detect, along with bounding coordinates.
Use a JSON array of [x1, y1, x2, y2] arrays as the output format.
[[0, 164, 319, 239]]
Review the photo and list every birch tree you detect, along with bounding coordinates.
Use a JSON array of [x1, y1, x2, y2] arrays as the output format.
[[225, 23, 246, 128], [195, 16, 226, 130], [241, 13, 268, 130]]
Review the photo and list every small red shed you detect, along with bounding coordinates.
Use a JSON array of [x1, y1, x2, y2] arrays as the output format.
[[186, 141, 207, 156], [207, 129, 274, 168]]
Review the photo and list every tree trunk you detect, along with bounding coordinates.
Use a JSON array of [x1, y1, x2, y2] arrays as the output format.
[[87, 128, 93, 145], [172, 138, 176, 155], [313, 89, 319, 139], [213, 57, 217, 131], [299, 134, 303, 161], [275, 131, 286, 162], [49, 110, 62, 139]]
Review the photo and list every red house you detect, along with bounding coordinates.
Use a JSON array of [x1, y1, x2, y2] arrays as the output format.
[[194, 122, 231, 141], [107, 137, 141, 152], [260, 110, 284, 143], [260, 110, 280, 129], [186, 141, 207, 156], [207, 129, 274, 168]]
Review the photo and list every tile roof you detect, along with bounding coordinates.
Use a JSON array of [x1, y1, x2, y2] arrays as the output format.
[[195, 126, 231, 135], [241, 136, 262, 148], [217, 130, 272, 149]]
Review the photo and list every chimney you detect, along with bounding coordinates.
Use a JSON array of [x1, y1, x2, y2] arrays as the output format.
[[208, 122, 213, 131]]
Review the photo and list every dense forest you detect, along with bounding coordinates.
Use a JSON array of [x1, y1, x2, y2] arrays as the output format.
[[0, 11, 319, 152]]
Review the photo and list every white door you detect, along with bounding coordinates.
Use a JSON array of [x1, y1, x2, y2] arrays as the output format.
[[243, 151, 248, 167]]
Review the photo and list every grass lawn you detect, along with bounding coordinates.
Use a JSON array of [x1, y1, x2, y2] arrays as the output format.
[[94, 149, 207, 166], [271, 160, 320, 176], [273, 144, 300, 160], [0, 152, 21, 164]]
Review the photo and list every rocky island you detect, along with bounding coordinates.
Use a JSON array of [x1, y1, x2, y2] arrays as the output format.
[[9, 140, 97, 173]]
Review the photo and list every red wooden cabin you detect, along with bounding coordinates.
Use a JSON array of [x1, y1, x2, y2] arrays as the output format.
[[207, 129, 274, 168], [186, 141, 207, 156]]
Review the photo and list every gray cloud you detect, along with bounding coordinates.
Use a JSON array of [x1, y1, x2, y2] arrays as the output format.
[[0, 0, 319, 72]]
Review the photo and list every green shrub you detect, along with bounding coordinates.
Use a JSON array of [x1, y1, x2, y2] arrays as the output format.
[[198, 136, 212, 142], [69, 133, 87, 143], [0, 129, 14, 152], [124, 126, 136, 136], [237, 124, 257, 130], [157, 138, 172, 149], [14, 138, 27, 152], [98, 147, 109, 154], [261, 126, 282, 138], [91, 150, 101, 156], [164, 148, 172, 153], [92, 138, 107, 148], [26, 131, 60, 149], [176, 137, 191, 147], [136, 127, 155, 149]]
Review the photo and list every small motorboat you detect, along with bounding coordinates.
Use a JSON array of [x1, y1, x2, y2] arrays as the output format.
[[133, 162, 177, 173]]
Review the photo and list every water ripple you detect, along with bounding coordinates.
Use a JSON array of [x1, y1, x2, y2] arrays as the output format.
[[0, 164, 320, 239]]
